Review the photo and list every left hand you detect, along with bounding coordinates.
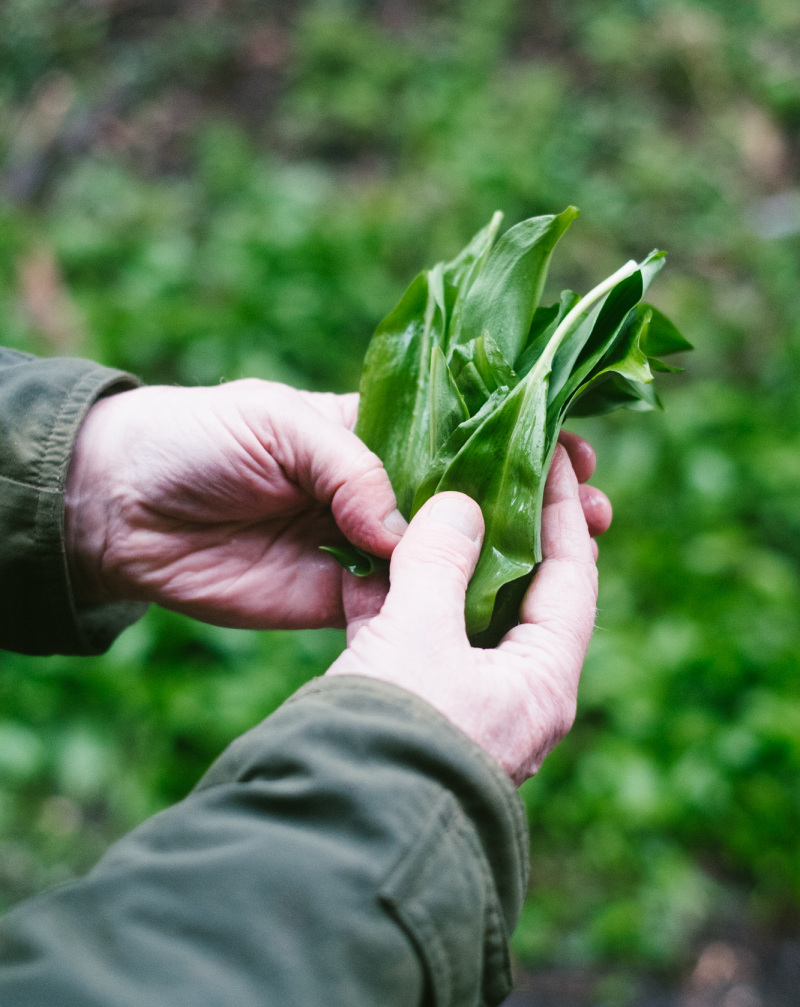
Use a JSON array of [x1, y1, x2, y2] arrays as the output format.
[[65, 381, 406, 629]]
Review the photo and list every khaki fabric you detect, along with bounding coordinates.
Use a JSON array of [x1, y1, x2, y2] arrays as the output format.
[[0, 347, 147, 654], [0, 679, 529, 1006]]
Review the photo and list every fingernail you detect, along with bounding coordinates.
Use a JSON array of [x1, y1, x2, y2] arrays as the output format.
[[430, 495, 483, 543], [382, 508, 408, 536]]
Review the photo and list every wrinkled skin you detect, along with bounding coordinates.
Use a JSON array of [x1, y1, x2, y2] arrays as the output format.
[[328, 447, 600, 784]]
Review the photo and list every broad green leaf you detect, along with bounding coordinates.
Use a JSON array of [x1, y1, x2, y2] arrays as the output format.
[[449, 352, 493, 415], [545, 298, 607, 405], [548, 269, 645, 418], [591, 306, 654, 386], [430, 346, 469, 456], [565, 299, 685, 418], [411, 387, 510, 515], [349, 210, 689, 643], [453, 207, 579, 367], [444, 212, 504, 351], [468, 572, 533, 649], [474, 334, 519, 391], [443, 211, 504, 291], [548, 254, 664, 414], [451, 333, 519, 406], [638, 250, 667, 293], [432, 375, 549, 636], [355, 264, 447, 516], [649, 358, 683, 374]]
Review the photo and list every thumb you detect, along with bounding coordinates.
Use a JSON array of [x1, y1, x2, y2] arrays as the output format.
[[379, 492, 484, 636]]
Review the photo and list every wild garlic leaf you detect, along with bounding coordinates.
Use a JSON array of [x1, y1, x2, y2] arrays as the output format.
[[474, 334, 519, 392], [444, 211, 504, 348], [649, 358, 684, 374], [355, 264, 447, 516], [585, 305, 655, 388], [449, 333, 518, 410], [429, 346, 469, 456], [453, 207, 579, 367], [568, 374, 662, 417], [411, 387, 510, 515], [449, 351, 494, 415], [433, 374, 549, 635], [548, 268, 647, 420]]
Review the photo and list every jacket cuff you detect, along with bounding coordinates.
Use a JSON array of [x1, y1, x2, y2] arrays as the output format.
[[0, 350, 148, 655]]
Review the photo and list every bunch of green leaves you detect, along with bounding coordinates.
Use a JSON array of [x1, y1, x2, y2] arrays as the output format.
[[332, 208, 691, 646]]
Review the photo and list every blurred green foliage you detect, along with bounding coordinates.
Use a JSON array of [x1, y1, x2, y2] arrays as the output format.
[[2, 0, 800, 977]]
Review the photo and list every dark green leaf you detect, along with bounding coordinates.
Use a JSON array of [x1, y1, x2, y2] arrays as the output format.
[[354, 212, 688, 645], [649, 358, 683, 373], [355, 265, 447, 516], [429, 346, 469, 455], [319, 545, 388, 577], [449, 351, 494, 415], [433, 375, 549, 636], [568, 373, 662, 417], [639, 303, 693, 356], [515, 293, 578, 379], [411, 387, 510, 515]]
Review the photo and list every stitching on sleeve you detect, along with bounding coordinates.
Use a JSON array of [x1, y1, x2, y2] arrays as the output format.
[[378, 793, 456, 1005], [378, 791, 513, 1007]]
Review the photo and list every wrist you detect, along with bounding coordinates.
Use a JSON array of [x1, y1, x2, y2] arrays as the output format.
[[64, 395, 123, 606]]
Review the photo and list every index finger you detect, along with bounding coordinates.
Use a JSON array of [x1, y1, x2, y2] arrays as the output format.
[[299, 390, 360, 431]]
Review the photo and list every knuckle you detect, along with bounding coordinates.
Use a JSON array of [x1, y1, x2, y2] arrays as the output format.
[[401, 534, 476, 584]]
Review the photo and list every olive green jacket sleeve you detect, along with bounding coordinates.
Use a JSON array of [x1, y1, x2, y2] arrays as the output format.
[[0, 347, 148, 655], [0, 675, 529, 1007]]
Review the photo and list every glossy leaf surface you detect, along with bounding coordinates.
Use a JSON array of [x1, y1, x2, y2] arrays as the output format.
[[319, 545, 388, 577], [453, 207, 579, 365], [334, 210, 689, 643]]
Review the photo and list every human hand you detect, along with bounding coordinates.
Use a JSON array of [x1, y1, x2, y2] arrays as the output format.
[[326, 445, 601, 784], [65, 381, 406, 629]]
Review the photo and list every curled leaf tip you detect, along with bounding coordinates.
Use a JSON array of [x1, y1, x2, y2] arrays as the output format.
[[320, 544, 388, 578]]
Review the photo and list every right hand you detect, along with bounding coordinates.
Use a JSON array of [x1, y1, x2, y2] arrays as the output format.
[[325, 445, 601, 785]]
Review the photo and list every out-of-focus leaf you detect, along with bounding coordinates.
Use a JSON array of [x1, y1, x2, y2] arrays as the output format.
[[568, 373, 662, 417]]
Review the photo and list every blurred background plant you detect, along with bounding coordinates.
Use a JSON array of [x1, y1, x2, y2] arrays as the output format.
[[2, 0, 800, 999]]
